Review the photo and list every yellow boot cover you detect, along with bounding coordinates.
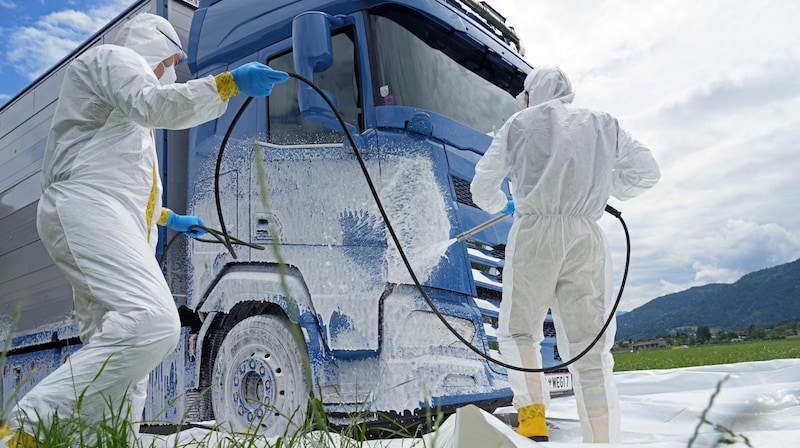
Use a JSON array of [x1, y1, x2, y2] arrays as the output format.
[[1, 425, 37, 448], [516, 403, 549, 442]]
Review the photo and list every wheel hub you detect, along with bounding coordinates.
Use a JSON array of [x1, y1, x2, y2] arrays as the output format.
[[231, 355, 276, 423]]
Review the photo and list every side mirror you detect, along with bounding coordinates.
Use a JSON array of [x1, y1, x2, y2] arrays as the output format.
[[292, 12, 333, 78], [292, 12, 357, 134]]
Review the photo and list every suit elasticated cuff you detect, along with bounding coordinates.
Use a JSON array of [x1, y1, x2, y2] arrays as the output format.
[[157, 208, 172, 226], [215, 71, 240, 101]]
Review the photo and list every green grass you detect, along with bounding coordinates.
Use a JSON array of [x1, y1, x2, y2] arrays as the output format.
[[613, 336, 800, 372], [1, 347, 430, 447], [2, 396, 429, 448]]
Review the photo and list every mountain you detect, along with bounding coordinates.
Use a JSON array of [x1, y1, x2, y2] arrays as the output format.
[[616, 258, 800, 340]]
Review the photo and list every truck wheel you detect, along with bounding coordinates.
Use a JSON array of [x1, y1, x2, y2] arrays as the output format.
[[211, 314, 309, 436]]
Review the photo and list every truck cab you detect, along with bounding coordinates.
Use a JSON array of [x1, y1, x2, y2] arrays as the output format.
[[180, 0, 568, 435]]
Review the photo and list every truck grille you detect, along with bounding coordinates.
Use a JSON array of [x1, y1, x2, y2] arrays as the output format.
[[452, 176, 477, 208]]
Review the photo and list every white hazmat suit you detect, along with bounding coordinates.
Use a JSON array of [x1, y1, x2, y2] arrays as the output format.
[[7, 13, 230, 443], [470, 66, 660, 443]]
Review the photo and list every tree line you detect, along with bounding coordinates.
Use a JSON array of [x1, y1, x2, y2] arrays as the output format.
[[615, 318, 800, 349]]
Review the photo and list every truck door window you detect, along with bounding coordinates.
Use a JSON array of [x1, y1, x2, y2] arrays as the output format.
[[369, 7, 523, 135], [267, 30, 361, 145]]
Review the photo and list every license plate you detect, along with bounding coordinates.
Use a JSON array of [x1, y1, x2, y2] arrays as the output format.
[[546, 372, 572, 393]]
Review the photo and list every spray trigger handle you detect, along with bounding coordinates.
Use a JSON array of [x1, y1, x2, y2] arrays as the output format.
[[605, 204, 621, 218]]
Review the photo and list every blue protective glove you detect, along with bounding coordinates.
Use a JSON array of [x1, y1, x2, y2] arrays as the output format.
[[167, 211, 208, 237], [230, 62, 290, 97], [501, 200, 515, 215]]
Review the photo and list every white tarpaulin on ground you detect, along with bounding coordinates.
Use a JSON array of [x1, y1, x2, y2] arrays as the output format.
[[142, 358, 800, 447]]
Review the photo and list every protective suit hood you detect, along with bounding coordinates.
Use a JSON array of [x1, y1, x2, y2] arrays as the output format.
[[519, 65, 575, 108], [113, 13, 182, 71]]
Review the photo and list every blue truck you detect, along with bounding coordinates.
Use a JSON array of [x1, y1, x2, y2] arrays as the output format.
[[0, 0, 571, 436]]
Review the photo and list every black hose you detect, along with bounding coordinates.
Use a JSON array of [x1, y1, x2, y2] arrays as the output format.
[[214, 96, 255, 259], [158, 224, 263, 267]]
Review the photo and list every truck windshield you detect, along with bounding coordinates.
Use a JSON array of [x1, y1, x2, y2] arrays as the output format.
[[369, 7, 524, 134]]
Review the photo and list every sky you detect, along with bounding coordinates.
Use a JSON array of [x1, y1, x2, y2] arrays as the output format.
[[1, 0, 799, 312], [0, 0, 134, 104]]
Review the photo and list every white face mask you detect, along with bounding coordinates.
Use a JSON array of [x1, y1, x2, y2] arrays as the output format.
[[159, 64, 177, 85]]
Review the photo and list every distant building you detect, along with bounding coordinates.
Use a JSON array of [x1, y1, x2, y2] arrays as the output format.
[[633, 338, 668, 352]]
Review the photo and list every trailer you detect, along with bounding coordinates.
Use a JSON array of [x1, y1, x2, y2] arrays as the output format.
[[0, 0, 571, 436]]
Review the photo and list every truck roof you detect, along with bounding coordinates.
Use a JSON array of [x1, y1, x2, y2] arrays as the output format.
[[190, 0, 521, 75]]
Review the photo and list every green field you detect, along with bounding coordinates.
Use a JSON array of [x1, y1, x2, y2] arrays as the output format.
[[612, 336, 800, 372]]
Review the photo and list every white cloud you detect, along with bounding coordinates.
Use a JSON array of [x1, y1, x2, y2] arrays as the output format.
[[691, 220, 800, 276], [6, 0, 132, 81], [618, 217, 800, 310], [0, 0, 17, 9]]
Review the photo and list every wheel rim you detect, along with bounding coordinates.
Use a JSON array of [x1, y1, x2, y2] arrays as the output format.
[[212, 314, 309, 436], [232, 353, 277, 423]]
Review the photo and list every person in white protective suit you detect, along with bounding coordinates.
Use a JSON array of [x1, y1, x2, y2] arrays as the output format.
[[0, 13, 288, 447], [470, 66, 660, 443]]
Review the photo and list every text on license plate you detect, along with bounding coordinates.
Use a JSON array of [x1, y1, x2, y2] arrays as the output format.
[[546, 372, 572, 392]]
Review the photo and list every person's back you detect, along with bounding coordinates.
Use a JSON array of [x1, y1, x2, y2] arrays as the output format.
[[504, 100, 618, 219]]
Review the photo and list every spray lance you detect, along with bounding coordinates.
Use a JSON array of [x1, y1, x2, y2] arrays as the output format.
[[459, 205, 623, 242], [194, 71, 631, 374], [455, 213, 512, 242]]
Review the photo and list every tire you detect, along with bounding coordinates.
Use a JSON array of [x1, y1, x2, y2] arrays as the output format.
[[211, 314, 310, 437]]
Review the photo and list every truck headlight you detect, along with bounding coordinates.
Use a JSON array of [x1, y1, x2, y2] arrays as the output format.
[[394, 310, 476, 348]]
